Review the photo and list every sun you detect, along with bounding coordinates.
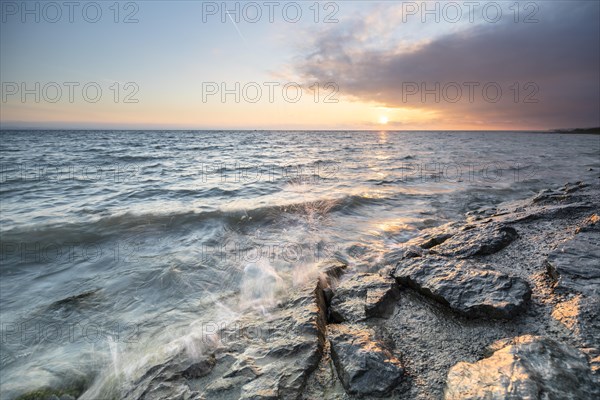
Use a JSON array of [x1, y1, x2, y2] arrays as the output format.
[[379, 116, 389, 125]]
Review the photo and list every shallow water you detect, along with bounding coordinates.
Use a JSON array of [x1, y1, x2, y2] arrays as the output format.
[[0, 130, 598, 398]]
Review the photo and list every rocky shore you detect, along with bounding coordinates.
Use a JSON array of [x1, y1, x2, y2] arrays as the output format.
[[307, 179, 600, 399], [27, 180, 600, 399]]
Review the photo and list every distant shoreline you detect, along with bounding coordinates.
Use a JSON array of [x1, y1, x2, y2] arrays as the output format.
[[1, 128, 599, 133], [552, 127, 600, 134]]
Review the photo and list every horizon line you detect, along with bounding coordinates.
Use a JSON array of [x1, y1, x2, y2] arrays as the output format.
[[1, 128, 599, 133]]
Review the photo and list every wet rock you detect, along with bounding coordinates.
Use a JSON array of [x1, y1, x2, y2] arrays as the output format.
[[393, 257, 530, 319], [239, 375, 278, 399], [200, 260, 346, 400], [318, 259, 347, 280], [135, 381, 203, 400], [531, 182, 589, 204], [402, 222, 460, 249], [379, 224, 460, 268], [418, 233, 455, 249], [402, 246, 425, 259], [223, 356, 262, 380], [491, 182, 597, 224], [90, 260, 348, 400], [329, 273, 399, 323], [532, 187, 568, 204], [546, 232, 600, 296], [429, 224, 517, 258], [381, 245, 424, 267], [121, 351, 215, 400], [329, 324, 403, 397], [494, 202, 596, 224], [444, 335, 599, 399]]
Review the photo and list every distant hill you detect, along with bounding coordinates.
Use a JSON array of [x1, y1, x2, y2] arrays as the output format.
[[553, 127, 600, 134]]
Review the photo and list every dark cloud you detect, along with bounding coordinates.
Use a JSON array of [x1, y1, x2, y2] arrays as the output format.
[[294, 1, 600, 129]]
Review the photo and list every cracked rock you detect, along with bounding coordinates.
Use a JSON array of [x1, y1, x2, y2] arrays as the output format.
[[329, 273, 399, 323], [329, 324, 404, 397], [429, 224, 517, 258], [393, 257, 531, 319], [444, 335, 599, 400]]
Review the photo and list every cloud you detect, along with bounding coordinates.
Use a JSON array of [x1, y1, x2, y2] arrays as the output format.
[[292, 1, 600, 129]]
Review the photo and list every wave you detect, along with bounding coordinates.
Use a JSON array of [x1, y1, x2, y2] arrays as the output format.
[[112, 155, 168, 162], [121, 186, 246, 200], [0, 193, 395, 246]]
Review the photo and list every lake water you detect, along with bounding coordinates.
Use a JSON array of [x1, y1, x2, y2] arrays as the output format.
[[1, 130, 598, 398]]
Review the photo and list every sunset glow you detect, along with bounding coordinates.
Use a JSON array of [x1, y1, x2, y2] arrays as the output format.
[[1, 1, 598, 130]]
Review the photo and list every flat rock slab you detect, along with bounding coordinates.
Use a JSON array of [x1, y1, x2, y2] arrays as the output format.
[[429, 224, 517, 258], [329, 273, 399, 323], [404, 222, 460, 249], [328, 324, 404, 397], [444, 335, 599, 400], [393, 257, 531, 319], [546, 231, 600, 297], [478, 183, 597, 225]]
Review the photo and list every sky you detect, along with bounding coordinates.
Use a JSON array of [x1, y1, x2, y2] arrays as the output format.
[[1, 0, 599, 130]]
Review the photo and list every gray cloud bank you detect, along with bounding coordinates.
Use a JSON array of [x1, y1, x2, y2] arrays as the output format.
[[294, 1, 600, 129]]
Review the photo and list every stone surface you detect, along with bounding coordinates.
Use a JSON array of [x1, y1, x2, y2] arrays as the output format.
[[532, 182, 589, 204], [393, 257, 531, 319], [378, 223, 462, 267], [418, 233, 454, 249], [328, 324, 404, 397], [82, 260, 347, 400], [201, 260, 346, 400], [328, 273, 399, 323], [546, 231, 600, 297], [552, 295, 600, 375], [489, 182, 597, 225], [576, 213, 600, 233], [429, 224, 518, 258], [402, 222, 460, 249], [119, 351, 214, 400], [380, 245, 424, 266], [444, 335, 599, 400]]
